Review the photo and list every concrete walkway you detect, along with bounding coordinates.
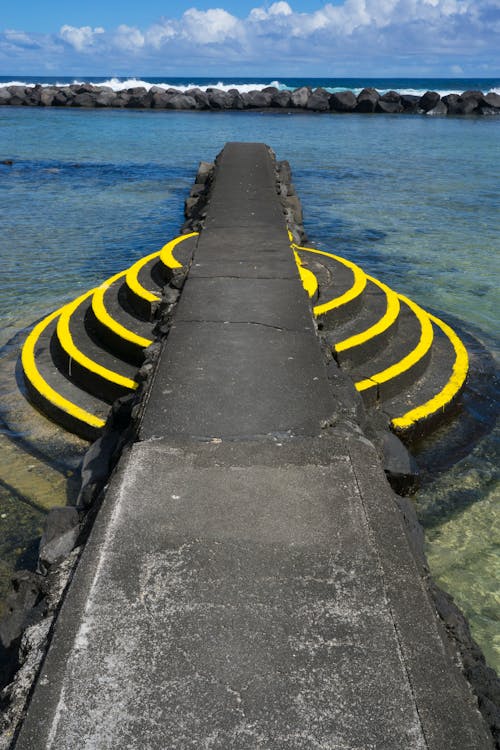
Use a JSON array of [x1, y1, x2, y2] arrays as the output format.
[[15, 144, 491, 749]]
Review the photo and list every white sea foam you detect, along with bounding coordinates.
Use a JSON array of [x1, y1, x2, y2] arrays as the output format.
[[0, 78, 498, 96], [84, 77, 284, 93]]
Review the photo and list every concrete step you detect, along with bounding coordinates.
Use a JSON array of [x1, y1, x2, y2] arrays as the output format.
[[385, 312, 469, 436], [53, 293, 138, 403], [350, 296, 433, 406], [324, 276, 401, 368], [296, 245, 367, 325], [89, 274, 155, 363], [21, 311, 109, 441]]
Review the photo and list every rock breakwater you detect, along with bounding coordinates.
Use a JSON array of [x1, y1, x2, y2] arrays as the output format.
[[1, 83, 499, 116]]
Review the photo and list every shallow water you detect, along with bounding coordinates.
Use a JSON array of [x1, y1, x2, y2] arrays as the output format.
[[0, 108, 498, 667]]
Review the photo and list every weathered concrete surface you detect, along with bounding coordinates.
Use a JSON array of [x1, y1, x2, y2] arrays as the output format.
[[14, 143, 492, 749], [14, 438, 491, 749]]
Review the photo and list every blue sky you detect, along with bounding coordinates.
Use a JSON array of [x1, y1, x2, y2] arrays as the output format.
[[1, 1, 499, 77]]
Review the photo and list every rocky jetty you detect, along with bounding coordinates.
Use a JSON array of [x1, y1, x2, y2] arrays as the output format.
[[0, 83, 499, 116]]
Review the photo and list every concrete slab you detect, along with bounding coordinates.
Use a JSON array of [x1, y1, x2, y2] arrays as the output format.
[[140, 321, 335, 440], [175, 277, 315, 331], [188, 258, 298, 279], [15, 437, 490, 750]]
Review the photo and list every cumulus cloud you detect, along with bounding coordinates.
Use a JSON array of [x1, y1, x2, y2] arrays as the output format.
[[59, 25, 104, 52], [113, 24, 145, 50], [181, 8, 242, 43], [0, 1, 498, 75]]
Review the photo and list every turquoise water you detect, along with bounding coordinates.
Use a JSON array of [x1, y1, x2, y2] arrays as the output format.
[[0, 108, 498, 668]]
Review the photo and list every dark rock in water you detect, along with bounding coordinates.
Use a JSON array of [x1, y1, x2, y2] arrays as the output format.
[[485, 91, 500, 108], [426, 100, 448, 116], [39, 88, 56, 106], [53, 90, 69, 106], [39, 507, 80, 571], [71, 92, 96, 108], [207, 88, 230, 109], [380, 90, 402, 103], [462, 89, 487, 105], [151, 92, 170, 108], [419, 90, 441, 112], [355, 88, 379, 112], [0, 88, 12, 104], [290, 86, 311, 108], [242, 90, 272, 108], [0, 572, 47, 649], [307, 87, 330, 111], [125, 87, 152, 108], [330, 90, 357, 112], [166, 93, 196, 110], [378, 431, 419, 495], [400, 94, 420, 112], [271, 89, 292, 108], [7, 85, 29, 106], [442, 94, 460, 113], [95, 91, 117, 107], [227, 89, 244, 110], [262, 86, 279, 95], [185, 88, 209, 110], [478, 106, 500, 116], [377, 98, 404, 114]]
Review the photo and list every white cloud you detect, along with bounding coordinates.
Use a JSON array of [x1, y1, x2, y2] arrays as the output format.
[[181, 8, 242, 43], [59, 25, 104, 51], [1, 1, 498, 76], [114, 24, 145, 50], [146, 21, 176, 48]]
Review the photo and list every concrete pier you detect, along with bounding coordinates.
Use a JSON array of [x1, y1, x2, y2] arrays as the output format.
[[14, 144, 492, 749]]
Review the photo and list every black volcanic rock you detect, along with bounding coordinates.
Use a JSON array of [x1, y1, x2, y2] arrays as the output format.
[[290, 86, 311, 108], [242, 90, 273, 108], [207, 88, 231, 109], [355, 88, 380, 112], [307, 87, 330, 111], [330, 90, 357, 112], [271, 89, 292, 108], [419, 90, 441, 112]]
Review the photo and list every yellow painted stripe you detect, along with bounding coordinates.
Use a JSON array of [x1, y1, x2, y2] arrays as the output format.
[[57, 290, 138, 391], [125, 250, 162, 304], [335, 275, 400, 353], [21, 307, 105, 430], [391, 313, 469, 430], [356, 295, 434, 392], [92, 270, 153, 349], [159, 232, 199, 271], [292, 244, 367, 318], [293, 250, 318, 298]]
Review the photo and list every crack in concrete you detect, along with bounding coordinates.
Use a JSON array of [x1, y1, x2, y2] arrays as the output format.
[[176, 318, 310, 333]]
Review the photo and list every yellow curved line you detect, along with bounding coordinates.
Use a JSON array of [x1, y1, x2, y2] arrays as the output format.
[[21, 307, 105, 430], [159, 232, 199, 271], [335, 275, 400, 354], [293, 250, 318, 298], [355, 295, 434, 392], [391, 313, 469, 431], [92, 270, 153, 349], [57, 290, 138, 391], [292, 244, 367, 317], [125, 250, 162, 304]]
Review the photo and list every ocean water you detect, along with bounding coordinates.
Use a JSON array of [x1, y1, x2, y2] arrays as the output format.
[[0, 105, 498, 671]]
